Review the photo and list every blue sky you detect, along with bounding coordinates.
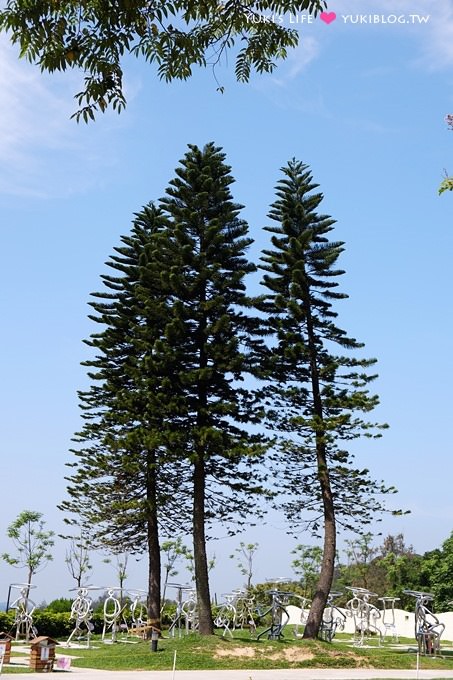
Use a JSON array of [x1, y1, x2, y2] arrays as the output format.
[[1, 0, 453, 605]]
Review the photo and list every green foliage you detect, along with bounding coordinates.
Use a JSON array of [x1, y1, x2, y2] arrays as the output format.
[[250, 580, 307, 613], [258, 159, 397, 534], [160, 537, 194, 608], [0, 610, 15, 632], [439, 176, 453, 195], [0, 610, 104, 638], [59, 201, 189, 627], [1, 510, 54, 586], [44, 597, 73, 613], [258, 158, 398, 637], [420, 532, 453, 611], [0, 1, 326, 120], [154, 142, 269, 632], [291, 544, 322, 598], [157, 142, 269, 524], [61, 142, 268, 634], [60, 201, 189, 551], [229, 542, 259, 590], [333, 533, 425, 610], [64, 529, 92, 588]]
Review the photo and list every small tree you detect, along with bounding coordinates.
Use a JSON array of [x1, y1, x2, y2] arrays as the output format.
[[2, 510, 54, 599], [65, 530, 92, 588], [291, 545, 322, 599], [103, 551, 129, 609], [229, 542, 259, 591], [160, 538, 192, 609]]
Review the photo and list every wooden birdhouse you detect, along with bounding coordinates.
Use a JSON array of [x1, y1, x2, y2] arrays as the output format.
[[0, 632, 13, 665], [29, 636, 59, 672]]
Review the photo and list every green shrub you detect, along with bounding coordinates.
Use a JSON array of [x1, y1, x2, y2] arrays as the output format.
[[0, 610, 106, 639], [44, 598, 73, 613], [0, 611, 15, 633]]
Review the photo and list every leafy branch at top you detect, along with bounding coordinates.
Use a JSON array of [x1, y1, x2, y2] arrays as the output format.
[[439, 114, 453, 195], [0, 0, 326, 122]]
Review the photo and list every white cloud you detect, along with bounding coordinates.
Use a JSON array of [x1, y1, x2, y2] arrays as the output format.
[[0, 39, 128, 198], [276, 36, 321, 84]]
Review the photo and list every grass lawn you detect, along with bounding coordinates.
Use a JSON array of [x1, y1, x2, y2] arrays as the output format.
[[12, 628, 450, 673], [1, 669, 33, 674]]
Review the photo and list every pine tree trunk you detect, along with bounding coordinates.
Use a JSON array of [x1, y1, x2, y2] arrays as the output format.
[[146, 455, 161, 633], [193, 453, 213, 634], [303, 434, 336, 638], [303, 299, 336, 639], [191, 267, 213, 635]]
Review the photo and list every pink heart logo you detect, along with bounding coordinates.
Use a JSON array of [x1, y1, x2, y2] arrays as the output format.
[[320, 11, 336, 24]]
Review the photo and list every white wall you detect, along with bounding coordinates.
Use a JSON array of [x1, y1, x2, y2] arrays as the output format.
[[286, 606, 453, 644]]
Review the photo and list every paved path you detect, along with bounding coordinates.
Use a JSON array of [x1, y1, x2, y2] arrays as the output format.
[[9, 669, 453, 679]]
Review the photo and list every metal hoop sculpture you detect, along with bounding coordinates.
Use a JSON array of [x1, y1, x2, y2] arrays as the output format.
[[66, 587, 97, 647], [181, 588, 198, 634], [129, 589, 147, 635], [102, 587, 128, 643], [9, 584, 38, 642], [346, 587, 382, 647], [378, 597, 400, 642], [403, 590, 445, 655]]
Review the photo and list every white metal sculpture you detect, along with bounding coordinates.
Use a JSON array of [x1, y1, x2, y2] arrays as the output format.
[[101, 587, 128, 642], [378, 596, 400, 642], [233, 589, 257, 634], [346, 586, 382, 647], [319, 592, 347, 642], [214, 589, 257, 637], [181, 588, 198, 633], [129, 589, 147, 635], [9, 584, 38, 641], [404, 590, 445, 655], [291, 595, 311, 639], [166, 583, 198, 636], [214, 591, 238, 638], [66, 587, 96, 647], [293, 591, 345, 641]]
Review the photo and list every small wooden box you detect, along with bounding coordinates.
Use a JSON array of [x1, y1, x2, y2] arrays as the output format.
[[0, 632, 13, 664], [29, 636, 59, 672]]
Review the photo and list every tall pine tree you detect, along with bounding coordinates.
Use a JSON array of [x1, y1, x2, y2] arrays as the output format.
[[260, 159, 397, 638], [60, 204, 190, 631], [158, 143, 268, 634], [62, 144, 268, 636]]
